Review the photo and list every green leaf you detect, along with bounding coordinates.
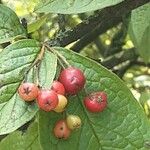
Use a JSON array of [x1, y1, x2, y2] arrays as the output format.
[[0, 4, 27, 44], [0, 39, 41, 103], [0, 39, 41, 135], [0, 94, 38, 135], [39, 50, 57, 88], [129, 3, 150, 63], [35, 0, 123, 14], [139, 25, 150, 63], [0, 40, 57, 135], [27, 14, 48, 33], [39, 47, 150, 150], [0, 121, 41, 150]]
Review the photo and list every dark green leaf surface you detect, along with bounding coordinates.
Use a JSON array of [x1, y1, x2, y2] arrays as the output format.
[[35, 0, 123, 14], [39, 47, 150, 150], [0, 4, 27, 44], [0, 121, 41, 150], [129, 3, 150, 63], [0, 39, 41, 103]]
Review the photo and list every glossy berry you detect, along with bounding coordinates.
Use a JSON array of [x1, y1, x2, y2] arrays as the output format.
[[53, 94, 68, 113], [53, 119, 71, 140], [18, 82, 39, 101], [51, 81, 65, 95], [66, 115, 81, 130], [37, 90, 58, 112], [84, 91, 107, 113], [59, 67, 85, 95]]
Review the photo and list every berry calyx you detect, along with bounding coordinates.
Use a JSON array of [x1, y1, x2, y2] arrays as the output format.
[[51, 81, 65, 95], [59, 67, 86, 95], [53, 94, 68, 113], [84, 91, 107, 113], [18, 82, 39, 101], [53, 119, 71, 140], [66, 115, 81, 130], [37, 90, 58, 112]]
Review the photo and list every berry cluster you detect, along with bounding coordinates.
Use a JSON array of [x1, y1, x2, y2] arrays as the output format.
[[18, 67, 107, 139]]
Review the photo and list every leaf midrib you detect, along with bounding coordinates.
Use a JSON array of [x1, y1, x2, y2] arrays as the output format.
[[77, 94, 102, 150]]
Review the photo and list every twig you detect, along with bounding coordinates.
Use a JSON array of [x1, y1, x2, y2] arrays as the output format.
[[46, 0, 149, 47], [24, 45, 45, 82], [44, 44, 71, 68], [58, 14, 66, 32], [101, 48, 138, 69]]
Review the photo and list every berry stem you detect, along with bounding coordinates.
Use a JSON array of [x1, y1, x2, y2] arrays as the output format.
[[32, 45, 45, 68], [24, 45, 45, 82], [35, 65, 40, 87], [57, 57, 66, 69], [44, 44, 71, 68], [62, 110, 67, 119], [54, 50, 71, 67]]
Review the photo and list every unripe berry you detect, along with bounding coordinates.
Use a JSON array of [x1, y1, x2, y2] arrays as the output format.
[[66, 115, 81, 130], [53, 94, 68, 113]]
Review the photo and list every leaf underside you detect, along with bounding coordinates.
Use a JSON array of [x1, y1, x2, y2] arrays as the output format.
[[0, 4, 27, 44], [35, 0, 123, 14]]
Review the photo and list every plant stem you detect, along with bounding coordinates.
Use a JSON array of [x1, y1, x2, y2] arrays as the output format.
[[44, 44, 71, 68]]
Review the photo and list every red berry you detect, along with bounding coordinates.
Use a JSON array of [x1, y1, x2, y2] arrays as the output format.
[[51, 81, 65, 95], [84, 91, 107, 113], [37, 90, 58, 112], [59, 67, 85, 95], [18, 83, 39, 101], [53, 119, 71, 140]]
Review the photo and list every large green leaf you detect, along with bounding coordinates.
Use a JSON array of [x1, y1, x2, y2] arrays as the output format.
[[0, 41, 58, 135], [0, 94, 38, 135], [35, 0, 123, 14], [0, 121, 41, 150], [0, 39, 41, 135], [39, 47, 150, 150], [0, 39, 41, 103], [129, 3, 150, 63], [0, 4, 27, 44]]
